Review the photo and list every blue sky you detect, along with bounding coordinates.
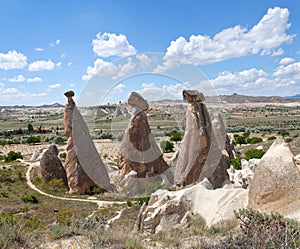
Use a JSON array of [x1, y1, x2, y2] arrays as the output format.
[[0, 0, 300, 106]]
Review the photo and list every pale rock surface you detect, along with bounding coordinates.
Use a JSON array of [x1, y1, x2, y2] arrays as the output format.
[[64, 91, 113, 194], [127, 91, 149, 111], [248, 139, 300, 221], [294, 154, 300, 172], [248, 158, 261, 170], [118, 92, 169, 178], [30, 150, 40, 161], [175, 90, 229, 188], [227, 164, 254, 189], [39, 144, 68, 187], [119, 169, 173, 197], [256, 145, 264, 150], [135, 178, 248, 233], [212, 113, 235, 159], [113, 105, 122, 117]]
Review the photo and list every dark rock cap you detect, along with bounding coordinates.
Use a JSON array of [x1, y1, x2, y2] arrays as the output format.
[[64, 91, 75, 98], [128, 92, 149, 110], [183, 90, 205, 102]]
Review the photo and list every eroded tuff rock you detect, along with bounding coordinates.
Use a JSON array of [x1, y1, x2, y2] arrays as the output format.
[[64, 91, 97, 194], [212, 113, 235, 159], [118, 92, 169, 178], [175, 90, 229, 188], [134, 179, 248, 234], [248, 139, 300, 221], [39, 144, 68, 187]]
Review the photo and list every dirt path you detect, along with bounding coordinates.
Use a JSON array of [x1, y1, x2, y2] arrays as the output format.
[[25, 161, 125, 208]]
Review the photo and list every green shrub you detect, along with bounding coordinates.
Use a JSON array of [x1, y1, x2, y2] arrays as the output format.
[[4, 151, 23, 162], [0, 212, 15, 224], [160, 140, 174, 153], [285, 137, 293, 143], [21, 194, 38, 204], [245, 149, 265, 160], [242, 131, 250, 138], [246, 137, 263, 144], [233, 135, 246, 145], [0, 192, 9, 198], [26, 136, 41, 144], [170, 132, 183, 142], [278, 130, 290, 137], [230, 157, 242, 170], [59, 152, 66, 160], [234, 209, 300, 248], [268, 136, 277, 140], [54, 136, 65, 145]]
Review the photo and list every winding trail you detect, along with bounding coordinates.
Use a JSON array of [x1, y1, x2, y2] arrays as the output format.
[[25, 161, 125, 208]]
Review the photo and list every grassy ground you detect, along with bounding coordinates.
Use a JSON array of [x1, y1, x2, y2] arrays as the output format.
[[0, 159, 299, 248]]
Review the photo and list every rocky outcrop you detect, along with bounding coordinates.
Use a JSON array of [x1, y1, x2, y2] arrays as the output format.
[[227, 161, 254, 189], [294, 154, 300, 172], [118, 92, 169, 178], [175, 90, 229, 188], [30, 150, 40, 161], [39, 144, 68, 187], [134, 179, 248, 233], [64, 91, 101, 194], [113, 106, 122, 117], [248, 139, 300, 221], [212, 113, 235, 159]]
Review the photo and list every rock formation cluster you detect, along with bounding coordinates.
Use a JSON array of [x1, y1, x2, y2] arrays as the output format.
[[35, 88, 300, 234]]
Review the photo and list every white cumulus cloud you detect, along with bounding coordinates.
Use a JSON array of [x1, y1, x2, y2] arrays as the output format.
[[92, 32, 137, 58], [48, 83, 61, 89], [136, 54, 151, 67], [136, 82, 190, 101], [49, 39, 61, 47], [28, 60, 56, 71], [165, 7, 294, 66], [273, 62, 300, 77], [113, 83, 125, 93], [82, 58, 118, 81], [113, 58, 136, 79], [27, 77, 42, 83], [8, 74, 26, 83], [0, 50, 27, 70], [209, 68, 268, 90], [279, 57, 295, 65]]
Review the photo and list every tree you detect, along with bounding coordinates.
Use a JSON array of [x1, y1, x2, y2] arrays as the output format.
[[5, 151, 23, 162], [28, 123, 33, 134], [26, 136, 41, 144], [170, 132, 182, 142], [160, 140, 174, 153]]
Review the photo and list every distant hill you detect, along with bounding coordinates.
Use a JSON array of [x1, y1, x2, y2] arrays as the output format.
[[1, 94, 300, 109], [285, 94, 300, 99], [38, 102, 64, 108], [0, 102, 64, 108], [207, 93, 299, 103]]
